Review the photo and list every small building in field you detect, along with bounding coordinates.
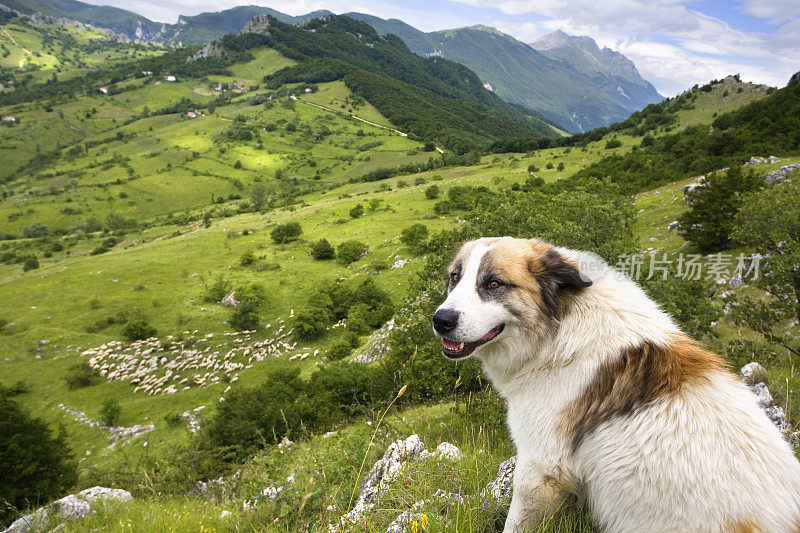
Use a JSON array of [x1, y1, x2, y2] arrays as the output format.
[[98, 87, 108, 94], [186, 110, 197, 119], [2, 116, 15, 122], [165, 75, 177, 82], [142, 70, 153, 76]]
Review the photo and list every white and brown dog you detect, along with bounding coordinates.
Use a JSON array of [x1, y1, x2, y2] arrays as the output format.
[[433, 237, 800, 533]]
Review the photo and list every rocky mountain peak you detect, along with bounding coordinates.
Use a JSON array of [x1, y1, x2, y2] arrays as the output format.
[[529, 29, 570, 50]]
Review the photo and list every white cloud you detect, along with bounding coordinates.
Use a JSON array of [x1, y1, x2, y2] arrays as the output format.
[[736, 0, 800, 24]]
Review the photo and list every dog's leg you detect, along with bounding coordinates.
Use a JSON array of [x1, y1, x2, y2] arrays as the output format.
[[503, 461, 570, 533]]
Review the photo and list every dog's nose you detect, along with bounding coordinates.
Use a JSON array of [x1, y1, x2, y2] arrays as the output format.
[[433, 308, 460, 335]]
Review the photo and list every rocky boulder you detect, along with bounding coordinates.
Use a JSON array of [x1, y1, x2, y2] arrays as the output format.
[[2, 488, 132, 533], [764, 164, 799, 185], [241, 15, 272, 35]]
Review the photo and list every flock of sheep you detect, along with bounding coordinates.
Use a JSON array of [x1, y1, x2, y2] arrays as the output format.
[[79, 318, 319, 396]]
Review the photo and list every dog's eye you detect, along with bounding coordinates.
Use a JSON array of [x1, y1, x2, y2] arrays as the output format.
[[488, 280, 501, 289], [450, 272, 459, 283]]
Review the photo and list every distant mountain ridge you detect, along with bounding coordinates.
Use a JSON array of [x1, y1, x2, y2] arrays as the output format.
[[1, 0, 663, 131], [342, 15, 663, 131], [529, 30, 663, 128]]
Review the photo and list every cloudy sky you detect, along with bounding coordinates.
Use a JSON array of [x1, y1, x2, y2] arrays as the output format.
[[85, 0, 800, 96]]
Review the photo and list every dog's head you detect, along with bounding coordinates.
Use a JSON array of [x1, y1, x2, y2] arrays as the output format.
[[432, 237, 592, 360]]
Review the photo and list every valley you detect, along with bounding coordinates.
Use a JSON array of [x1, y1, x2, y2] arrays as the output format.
[[1, 7, 799, 533]]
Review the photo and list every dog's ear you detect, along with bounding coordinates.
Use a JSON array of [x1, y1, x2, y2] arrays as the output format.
[[530, 247, 592, 316], [540, 248, 592, 290]]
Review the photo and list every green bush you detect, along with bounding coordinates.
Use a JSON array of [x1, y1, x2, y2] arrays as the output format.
[[678, 166, 761, 252], [293, 277, 393, 340], [202, 361, 393, 462], [327, 337, 353, 360], [349, 203, 365, 218], [229, 301, 262, 331], [400, 223, 429, 253], [605, 138, 622, 149], [22, 222, 50, 238], [203, 275, 231, 303], [309, 238, 335, 260], [270, 222, 303, 244], [239, 249, 256, 266], [100, 399, 121, 427], [293, 306, 330, 339], [0, 396, 77, 525], [65, 363, 97, 390], [336, 240, 368, 264], [22, 256, 39, 272], [123, 319, 156, 341], [424, 184, 440, 199]]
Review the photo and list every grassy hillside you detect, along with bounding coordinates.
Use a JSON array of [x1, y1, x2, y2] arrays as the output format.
[[1, 27, 799, 532], [2, 0, 163, 40], [0, 15, 164, 87]]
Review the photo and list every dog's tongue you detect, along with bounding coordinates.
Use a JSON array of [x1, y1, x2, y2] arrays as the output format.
[[442, 338, 463, 350]]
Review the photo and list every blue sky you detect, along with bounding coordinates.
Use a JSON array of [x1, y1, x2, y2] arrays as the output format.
[[87, 0, 800, 96]]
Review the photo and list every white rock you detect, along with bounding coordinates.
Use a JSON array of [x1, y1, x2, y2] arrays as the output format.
[[750, 382, 773, 408], [337, 435, 428, 528], [435, 442, 461, 460], [77, 487, 133, 503], [485, 456, 516, 502], [741, 362, 766, 380]]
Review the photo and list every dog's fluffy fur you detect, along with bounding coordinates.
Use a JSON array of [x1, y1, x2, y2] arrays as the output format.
[[433, 237, 800, 533]]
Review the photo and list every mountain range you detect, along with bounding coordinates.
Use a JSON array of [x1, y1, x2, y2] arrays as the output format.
[[0, 0, 664, 131]]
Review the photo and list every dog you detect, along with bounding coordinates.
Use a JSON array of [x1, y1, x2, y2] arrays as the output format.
[[432, 237, 800, 533]]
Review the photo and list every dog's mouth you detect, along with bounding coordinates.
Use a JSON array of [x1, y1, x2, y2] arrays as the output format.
[[441, 324, 505, 359]]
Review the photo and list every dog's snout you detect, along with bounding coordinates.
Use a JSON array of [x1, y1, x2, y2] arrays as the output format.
[[433, 308, 460, 335]]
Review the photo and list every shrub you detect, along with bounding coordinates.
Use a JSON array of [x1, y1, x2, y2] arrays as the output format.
[[65, 363, 97, 390], [22, 222, 50, 239], [123, 319, 156, 341], [250, 182, 269, 211], [424, 185, 440, 199], [732, 180, 800, 352], [0, 396, 77, 525], [239, 249, 256, 266], [678, 166, 761, 252], [309, 238, 335, 260], [327, 337, 353, 360], [336, 240, 368, 264], [557, 162, 565, 171], [270, 222, 302, 244], [400, 223, 429, 253], [22, 256, 39, 272], [228, 301, 261, 331], [89, 245, 109, 255], [605, 138, 622, 149], [293, 306, 330, 339], [99, 399, 121, 427], [203, 275, 231, 303], [545, 162, 554, 169], [349, 203, 365, 218]]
